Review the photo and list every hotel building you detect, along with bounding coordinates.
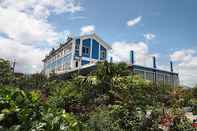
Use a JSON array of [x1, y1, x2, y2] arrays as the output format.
[[42, 33, 111, 76]]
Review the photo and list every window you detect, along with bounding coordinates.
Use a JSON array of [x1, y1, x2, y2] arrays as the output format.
[[75, 44, 80, 56], [100, 45, 107, 60], [82, 46, 90, 56], [76, 44, 80, 50], [101, 50, 106, 59], [134, 70, 145, 79], [75, 61, 78, 67], [157, 73, 164, 84], [145, 72, 154, 81]]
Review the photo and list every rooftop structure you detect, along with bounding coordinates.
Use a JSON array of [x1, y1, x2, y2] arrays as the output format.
[[129, 50, 179, 86], [42, 33, 111, 76]]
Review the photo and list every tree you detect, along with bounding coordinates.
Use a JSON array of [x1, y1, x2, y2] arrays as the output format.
[[191, 86, 197, 99], [0, 58, 13, 85]]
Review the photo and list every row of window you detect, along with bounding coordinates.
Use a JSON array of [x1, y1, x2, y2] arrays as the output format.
[[134, 69, 179, 85], [46, 44, 72, 64], [45, 53, 72, 70], [45, 63, 71, 75], [75, 45, 106, 59]]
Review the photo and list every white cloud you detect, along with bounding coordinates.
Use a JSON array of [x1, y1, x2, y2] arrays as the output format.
[[0, 7, 58, 45], [0, 0, 82, 19], [144, 33, 156, 40], [127, 16, 142, 27], [0, 37, 49, 73], [69, 16, 87, 20], [170, 49, 195, 62], [170, 49, 197, 87], [80, 25, 95, 35], [0, 0, 83, 73], [111, 41, 156, 67]]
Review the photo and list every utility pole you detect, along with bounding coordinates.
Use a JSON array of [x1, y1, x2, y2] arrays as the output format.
[[11, 59, 16, 73]]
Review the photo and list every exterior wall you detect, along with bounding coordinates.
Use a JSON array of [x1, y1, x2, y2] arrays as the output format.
[[73, 37, 109, 68], [82, 60, 90, 65], [43, 34, 111, 76], [75, 38, 80, 57], [132, 65, 179, 86], [43, 42, 73, 76], [92, 39, 99, 59]]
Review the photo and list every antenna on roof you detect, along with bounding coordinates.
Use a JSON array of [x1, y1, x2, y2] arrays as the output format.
[[130, 50, 134, 65], [170, 61, 173, 72], [153, 56, 156, 68]]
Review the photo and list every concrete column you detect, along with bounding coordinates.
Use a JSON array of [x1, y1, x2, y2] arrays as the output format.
[[70, 39, 76, 69]]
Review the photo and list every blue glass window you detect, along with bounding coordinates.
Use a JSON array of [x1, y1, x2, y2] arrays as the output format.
[[82, 46, 90, 56], [82, 39, 91, 57], [100, 45, 106, 60], [75, 39, 80, 57], [92, 39, 99, 59]]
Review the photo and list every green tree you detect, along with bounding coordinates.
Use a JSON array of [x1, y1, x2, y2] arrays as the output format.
[[0, 58, 13, 85]]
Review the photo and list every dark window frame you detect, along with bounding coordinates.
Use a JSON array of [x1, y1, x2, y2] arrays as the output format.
[[82, 46, 90, 56], [100, 50, 106, 59]]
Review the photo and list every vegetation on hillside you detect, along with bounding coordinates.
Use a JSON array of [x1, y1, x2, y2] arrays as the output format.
[[0, 58, 196, 131]]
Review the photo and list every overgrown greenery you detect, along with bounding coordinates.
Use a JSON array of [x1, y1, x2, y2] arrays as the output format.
[[0, 58, 196, 131]]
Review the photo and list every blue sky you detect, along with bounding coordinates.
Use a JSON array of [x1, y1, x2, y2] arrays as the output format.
[[49, 0, 197, 65], [0, 0, 196, 86]]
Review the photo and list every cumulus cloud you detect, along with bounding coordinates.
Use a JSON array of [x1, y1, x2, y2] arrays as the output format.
[[170, 49, 197, 87], [111, 41, 156, 67], [0, 0, 82, 19], [127, 16, 142, 27], [0, 7, 58, 45], [0, 0, 82, 73], [170, 49, 195, 62], [0, 37, 49, 73], [144, 33, 156, 40], [80, 25, 95, 35]]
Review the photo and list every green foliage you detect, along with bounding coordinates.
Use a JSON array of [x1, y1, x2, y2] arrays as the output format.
[[170, 108, 196, 131], [0, 59, 13, 85], [14, 73, 48, 90], [191, 86, 197, 100], [0, 59, 196, 131], [0, 86, 80, 131], [87, 105, 123, 131]]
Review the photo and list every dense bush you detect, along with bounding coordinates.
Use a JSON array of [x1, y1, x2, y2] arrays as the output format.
[[0, 59, 196, 130], [0, 86, 81, 131]]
